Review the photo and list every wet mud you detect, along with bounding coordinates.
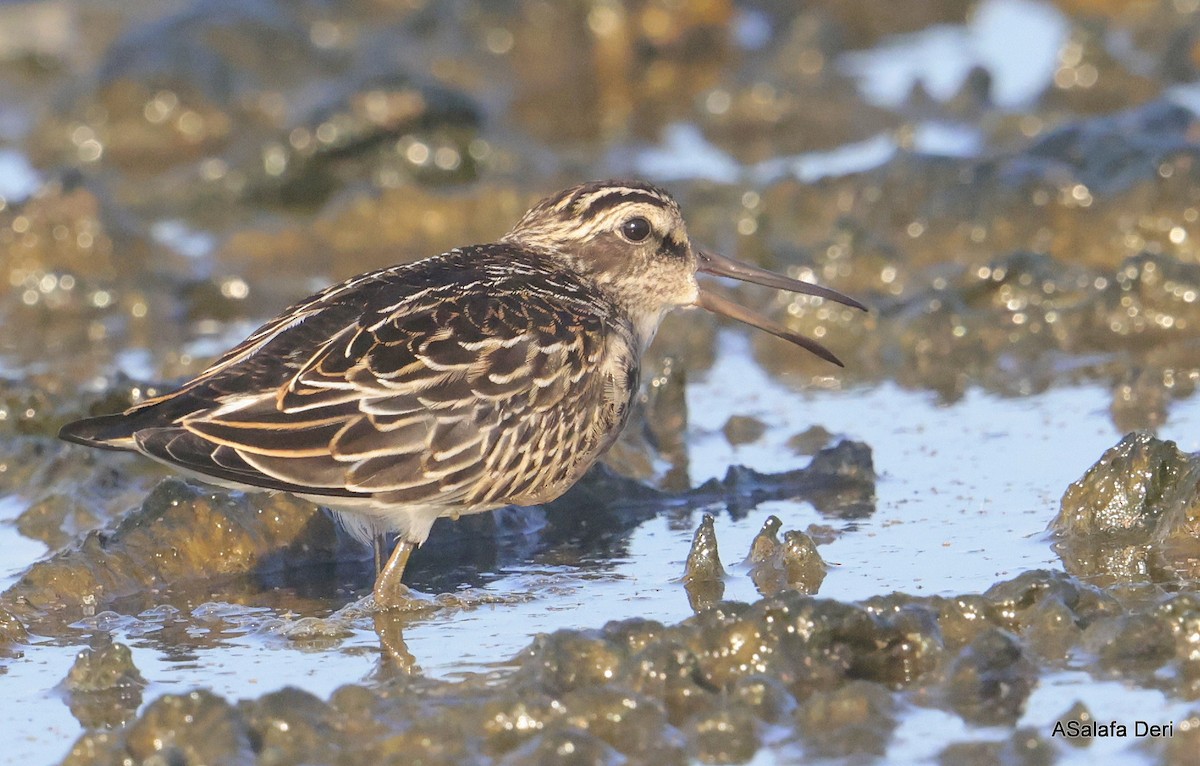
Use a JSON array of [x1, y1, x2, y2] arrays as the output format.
[[1, 0, 1200, 763]]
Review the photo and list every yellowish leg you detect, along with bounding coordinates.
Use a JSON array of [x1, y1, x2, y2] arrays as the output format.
[[373, 538, 414, 609]]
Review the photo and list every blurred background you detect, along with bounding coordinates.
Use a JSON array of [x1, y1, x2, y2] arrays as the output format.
[[3, 0, 1200, 421], [3, 0, 1200, 763]]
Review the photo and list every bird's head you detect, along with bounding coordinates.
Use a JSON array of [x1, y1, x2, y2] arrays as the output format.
[[503, 180, 866, 363]]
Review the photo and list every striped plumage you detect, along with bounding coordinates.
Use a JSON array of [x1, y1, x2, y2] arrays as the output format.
[[60, 180, 864, 608]]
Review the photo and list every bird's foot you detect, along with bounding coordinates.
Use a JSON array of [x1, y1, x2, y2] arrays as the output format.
[[361, 584, 531, 613], [369, 582, 439, 612]]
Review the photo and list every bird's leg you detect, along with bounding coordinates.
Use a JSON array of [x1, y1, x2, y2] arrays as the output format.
[[373, 532, 388, 575], [373, 538, 415, 609]]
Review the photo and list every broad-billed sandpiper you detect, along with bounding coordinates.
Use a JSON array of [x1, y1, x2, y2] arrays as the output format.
[[60, 180, 865, 608]]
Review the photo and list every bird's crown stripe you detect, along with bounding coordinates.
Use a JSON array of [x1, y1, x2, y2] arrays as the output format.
[[578, 190, 671, 220]]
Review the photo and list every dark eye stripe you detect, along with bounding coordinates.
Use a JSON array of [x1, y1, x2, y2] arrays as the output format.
[[658, 235, 688, 260]]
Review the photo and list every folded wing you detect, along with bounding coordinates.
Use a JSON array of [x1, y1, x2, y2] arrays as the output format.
[[65, 248, 630, 511]]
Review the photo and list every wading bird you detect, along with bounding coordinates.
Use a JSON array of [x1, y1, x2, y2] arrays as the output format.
[[60, 180, 865, 608]]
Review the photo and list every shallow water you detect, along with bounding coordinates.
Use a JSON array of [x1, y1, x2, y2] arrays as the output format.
[[0, 336, 1187, 763]]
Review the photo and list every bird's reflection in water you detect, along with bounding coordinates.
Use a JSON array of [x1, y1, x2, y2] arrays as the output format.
[[372, 611, 419, 677]]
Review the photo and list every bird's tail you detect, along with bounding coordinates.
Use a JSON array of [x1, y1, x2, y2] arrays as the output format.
[[58, 413, 140, 451]]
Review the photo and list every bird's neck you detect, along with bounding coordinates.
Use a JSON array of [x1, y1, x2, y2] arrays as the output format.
[[498, 242, 672, 353], [623, 305, 666, 355]]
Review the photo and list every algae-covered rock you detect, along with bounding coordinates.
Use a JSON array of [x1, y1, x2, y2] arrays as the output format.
[[1052, 433, 1200, 583], [0, 606, 28, 657], [683, 513, 725, 611], [64, 641, 146, 729], [944, 628, 1037, 726], [496, 724, 623, 766], [721, 415, 766, 446], [125, 690, 254, 765], [237, 687, 348, 765], [747, 521, 827, 597], [685, 702, 760, 764], [744, 515, 782, 566], [794, 679, 896, 758], [1, 478, 337, 620], [53, 567, 1200, 764], [64, 689, 254, 765], [1053, 431, 1200, 540], [65, 641, 144, 694], [1161, 710, 1200, 766]]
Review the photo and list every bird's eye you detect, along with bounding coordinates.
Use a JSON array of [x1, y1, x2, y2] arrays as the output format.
[[620, 217, 652, 243]]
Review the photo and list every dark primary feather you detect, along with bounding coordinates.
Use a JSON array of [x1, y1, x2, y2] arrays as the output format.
[[60, 244, 638, 510]]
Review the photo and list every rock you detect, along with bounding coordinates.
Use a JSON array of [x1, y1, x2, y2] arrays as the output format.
[[683, 514, 725, 611]]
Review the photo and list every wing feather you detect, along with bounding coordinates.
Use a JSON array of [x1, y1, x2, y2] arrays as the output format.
[[330, 415, 429, 460]]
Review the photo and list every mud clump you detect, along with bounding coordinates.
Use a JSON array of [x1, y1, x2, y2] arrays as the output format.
[[28, 2, 482, 211], [238, 687, 355, 766], [936, 728, 1055, 766], [786, 425, 834, 456], [688, 512, 827, 605], [693, 440, 875, 520], [1052, 431, 1200, 582], [737, 100, 1200, 421], [944, 628, 1037, 726], [745, 515, 827, 596], [70, 689, 256, 766], [1, 478, 338, 623], [1053, 431, 1200, 539], [795, 679, 896, 758], [721, 415, 766, 446], [0, 182, 190, 388], [66, 569, 1200, 764], [64, 641, 146, 730], [0, 607, 28, 658], [1161, 711, 1200, 766], [683, 513, 725, 611], [3, 437, 165, 551]]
